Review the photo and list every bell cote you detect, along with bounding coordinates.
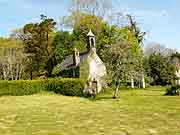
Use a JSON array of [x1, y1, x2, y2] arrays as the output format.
[[87, 29, 96, 50]]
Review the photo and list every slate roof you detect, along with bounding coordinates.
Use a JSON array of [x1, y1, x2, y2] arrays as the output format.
[[59, 30, 95, 71], [59, 51, 89, 70]]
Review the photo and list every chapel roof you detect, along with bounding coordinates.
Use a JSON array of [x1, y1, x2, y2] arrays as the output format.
[[59, 51, 89, 70], [87, 29, 95, 37]]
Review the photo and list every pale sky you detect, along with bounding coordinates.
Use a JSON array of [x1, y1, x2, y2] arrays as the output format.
[[0, 0, 180, 50]]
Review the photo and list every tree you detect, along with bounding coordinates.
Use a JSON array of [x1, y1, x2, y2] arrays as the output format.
[[124, 16, 146, 87], [53, 30, 88, 64], [126, 15, 146, 44], [0, 48, 24, 80], [62, 12, 106, 37], [0, 37, 24, 80], [144, 43, 175, 57], [61, 11, 145, 89], [144, 43, 177, 85], [61, 12, 111, 57], [147, 53, 176, 85], [69, 0, 112, 18], [103, 26, 144, 87], [104, 39, 132, 98], [22, 15, 56, 79]]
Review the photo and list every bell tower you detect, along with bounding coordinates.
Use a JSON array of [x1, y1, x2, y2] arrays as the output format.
[[87, 29, 96, 51]]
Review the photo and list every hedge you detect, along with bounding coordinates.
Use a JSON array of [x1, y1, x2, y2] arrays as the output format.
[[165, 85, 180, 96], [45, 78, 84, 96], [0, 78, 84, 97], [0, 80, 43, 96]]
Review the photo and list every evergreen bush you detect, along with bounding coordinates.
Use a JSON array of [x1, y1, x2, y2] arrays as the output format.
[[0, 78, 84, 97], [165, 85, 180, 96], [45, 78, 84, 96], [0, 80, 44, 96]]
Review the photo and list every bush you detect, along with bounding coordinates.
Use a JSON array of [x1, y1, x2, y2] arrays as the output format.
[[0, 80, 44, 96], [165, 85, 180, 96], [45, 78, 84, 96], [0, 78, 84, 97]]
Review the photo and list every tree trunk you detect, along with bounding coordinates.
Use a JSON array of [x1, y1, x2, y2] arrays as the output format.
[[10, 63, 14, 80], [131, 78, 134, 89], [142, 75, 145, 89], [18, 64, 23, 80], [30, 70, 33, 80], [113, 82, 120, 98]]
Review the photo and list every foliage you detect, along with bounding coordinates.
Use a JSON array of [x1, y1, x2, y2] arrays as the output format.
[[53, 31, 86, 63], [0, 1, 176, 89], [103, 39, 132, 97], [53, 31, 73, 63], [170, 52, 180, 70], [61, 12, 145, 88], [165, 85, 180, 96], [79, 59, 89, 83], [97, 24, 119, 59], [102, 25, 145, 97], [1, 11, 146, 85], [0, 38, 24, 80], [61, 12, 110, 56], [171, 52, 180, 60], [0, 80, 44, 96], [58, 68, 80, 78], [45, 78, 84, 96], [126, 15, 146, 44], [0, 37, 23, 48], [145, 52, 177, 85], [22, 15, 57, 78], [0, 78, 84, 97]]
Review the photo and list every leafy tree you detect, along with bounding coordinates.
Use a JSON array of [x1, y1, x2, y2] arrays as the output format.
[[104, 39, 132, 98], [53, 31, 87, 63], [103, 26, 145, 88], [61, 11, 145, 88], [62, 12, 106, 38], [61, 12, 111, 56], [126, 15, 146, 44], [22, 15, 56, 79], [145, 52, 176, 85], [144, 43, 177, 85]]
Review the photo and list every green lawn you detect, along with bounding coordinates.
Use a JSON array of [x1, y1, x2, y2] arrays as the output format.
[[0, 87, 180, 135]]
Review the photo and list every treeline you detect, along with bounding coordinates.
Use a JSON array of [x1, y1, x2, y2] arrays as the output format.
[[0, 0, 179, 89]]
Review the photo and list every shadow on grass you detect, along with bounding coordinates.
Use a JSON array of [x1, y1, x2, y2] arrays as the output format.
[[88, 95, 121, 101], [95, 96, 114, 100]]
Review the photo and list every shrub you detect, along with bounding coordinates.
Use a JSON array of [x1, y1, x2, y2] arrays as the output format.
[[0, 78, 84, 97], [80, 59, 89, 83], [0, 80, 44, 96], [165, 85, 180, 96], [45, 78, 84, 96]]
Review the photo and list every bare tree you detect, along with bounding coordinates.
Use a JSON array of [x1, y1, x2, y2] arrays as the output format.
[[69, 0, 112, 18], [0, 48, 24, 80], [144, 43, 176, 57]]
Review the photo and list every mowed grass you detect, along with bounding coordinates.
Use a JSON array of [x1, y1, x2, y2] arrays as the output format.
[[0, 87, 180, 135]]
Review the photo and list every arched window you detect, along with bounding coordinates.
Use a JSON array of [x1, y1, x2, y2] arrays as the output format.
[[90, 38, 94, 47]]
